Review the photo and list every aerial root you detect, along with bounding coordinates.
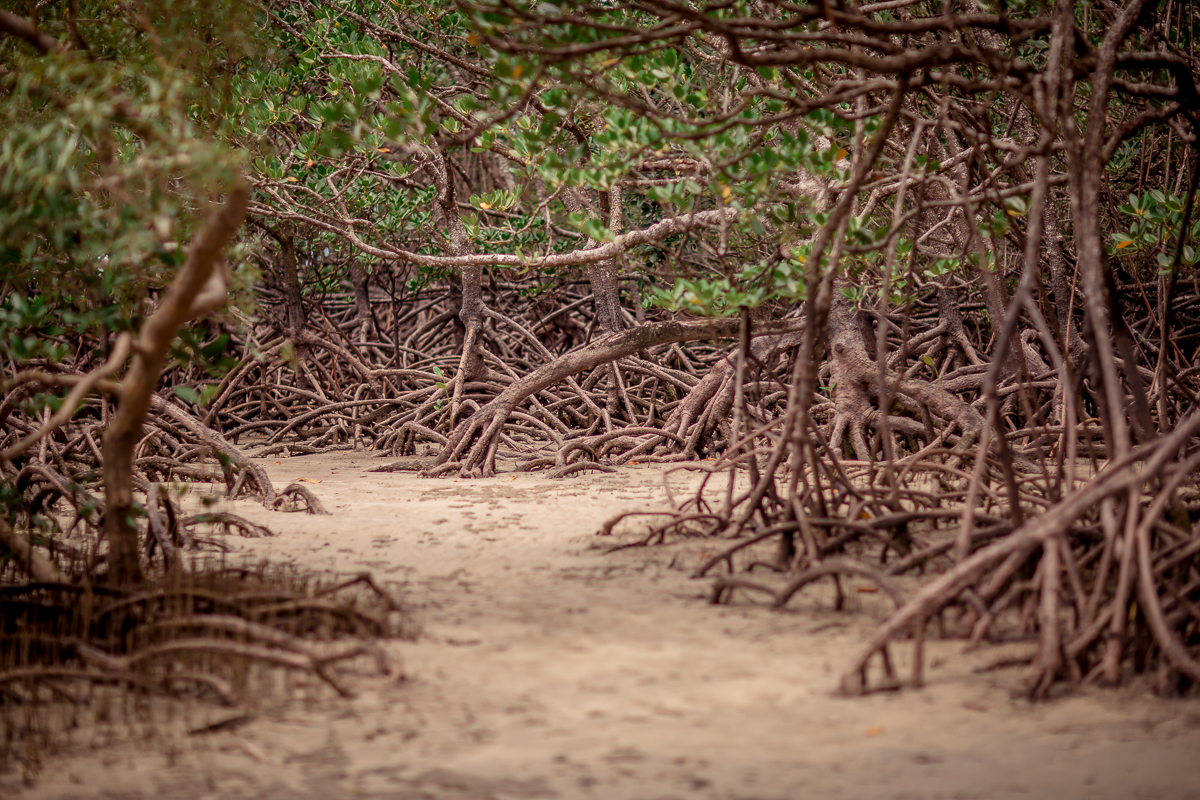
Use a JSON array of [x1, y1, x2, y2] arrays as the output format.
[[275, 482, 332, 515], [184, 512, 274, 539], [0, 566, 406, 744], [709, 557, 905, 611]]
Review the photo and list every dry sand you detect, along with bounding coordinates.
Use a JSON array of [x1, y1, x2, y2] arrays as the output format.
[[7, 451, 1200, 799]]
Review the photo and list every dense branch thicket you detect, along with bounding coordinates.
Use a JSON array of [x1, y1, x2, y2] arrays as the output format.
[[2, 0, 1200, 735]]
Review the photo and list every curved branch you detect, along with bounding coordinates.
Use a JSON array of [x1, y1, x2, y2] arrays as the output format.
[[252, 200, 737, 270], [0, 10, 65, 55]]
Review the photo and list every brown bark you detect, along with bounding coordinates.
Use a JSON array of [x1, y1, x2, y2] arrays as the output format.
[[1009, 108, 1085, 369], [278, 233, 307, 335], [436, 316, 805, 476], [1061, 0, 1142, 462], [1042, 191, 1085, 364], [564, 187, 625, 335], [0, 9, 64, 55], [933, 283, 983, 371], [254, 221, 307, 335], [642, 322, 807, 461], [827, 297, 881, 460], [564, 185, 631, 420], [431, 149, 486, 418], [826, 293, 986, 457], [841, 409, 1200, 695], [561, 188, 628, 335], [596, 186, 626, 335], [350, 263, 376, 341], [104, 184, 249, 584]]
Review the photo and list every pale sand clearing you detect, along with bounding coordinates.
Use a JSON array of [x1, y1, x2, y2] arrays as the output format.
[[8, 452, 1200, 799]]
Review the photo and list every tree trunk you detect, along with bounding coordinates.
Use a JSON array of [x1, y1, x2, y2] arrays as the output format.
[[1043, 193, 1086, 366], [827, 296, 882, 460], [565, 185, 630, 419], [825, 291, 988, 461], [432, 149, 486, 394], [934, 282, 983, 372], [106, 185, 248, 583], [565, 187, 624, 335], [254, 222, 307, 335], [277, 231, 307, 335], [350, 262, 376, 342]]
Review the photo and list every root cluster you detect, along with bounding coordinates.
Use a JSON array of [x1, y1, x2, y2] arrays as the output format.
[[1, 564, 406, 766], [6, 266, 1200, 704]]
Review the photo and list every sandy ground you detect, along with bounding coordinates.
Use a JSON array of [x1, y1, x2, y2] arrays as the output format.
[[7, 451, 1200, 800]]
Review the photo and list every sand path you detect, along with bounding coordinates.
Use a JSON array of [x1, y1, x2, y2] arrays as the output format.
[[9, 452, 1200, 799]]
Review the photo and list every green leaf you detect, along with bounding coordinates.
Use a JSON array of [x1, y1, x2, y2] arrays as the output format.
[[582, 218, 615, 242], [174, 386, 201, 405]]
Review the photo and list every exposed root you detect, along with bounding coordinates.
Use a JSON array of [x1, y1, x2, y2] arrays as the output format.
[[1, 564, 407, 760], [184, 512, 274, 539], [275, 482, 332, 515], [710, 557, 905, 611]]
